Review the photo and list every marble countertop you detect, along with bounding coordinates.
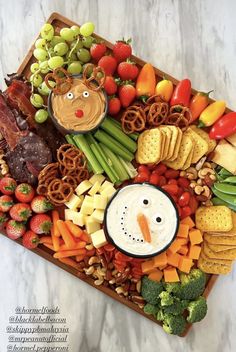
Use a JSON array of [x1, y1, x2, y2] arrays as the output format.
[[0, 0, 236, 351]]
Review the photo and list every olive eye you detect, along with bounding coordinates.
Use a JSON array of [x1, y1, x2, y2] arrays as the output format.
[[141, 198, 150, 207], [152, 214, 164, 224], [66, 92, 74, 100], [83, 91, 90, 98]]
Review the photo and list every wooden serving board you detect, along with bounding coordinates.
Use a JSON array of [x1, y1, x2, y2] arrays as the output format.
[[1, 12, 221, 337]]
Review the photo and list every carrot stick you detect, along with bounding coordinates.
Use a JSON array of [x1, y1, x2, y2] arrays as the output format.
[[56, 220, 76, 249], [51, 227, 60, 251], [42, 243, 55, 251], [75, 255, 86, 262], [80, 232, 90, 243], [137, 213, 151, 243], [58, 257, 79, 270], [59, 241, 86, 251], [53, 249, 86, 259], [39, 236, 53, 245], [52, 210, 60, 237], [65, 220, 84, 238]]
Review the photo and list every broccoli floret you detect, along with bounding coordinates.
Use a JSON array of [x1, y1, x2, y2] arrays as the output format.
[[162, 313, 187, 336], [187, 296, 208, 323], [144, 303, 160, 316], [159, 291, 174, 307], [156, 309, 165, 322], [163, 298, 189, 316], [165, 269, 207, 300], [141, 276, 164, 305]]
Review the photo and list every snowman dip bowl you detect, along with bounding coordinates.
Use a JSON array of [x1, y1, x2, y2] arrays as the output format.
[[104, 183, 179, 259]]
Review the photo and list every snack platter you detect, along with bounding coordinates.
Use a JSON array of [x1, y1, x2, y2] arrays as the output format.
[[2, 12, 236, 337]]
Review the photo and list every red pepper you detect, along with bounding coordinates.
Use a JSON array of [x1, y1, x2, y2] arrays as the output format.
[[170, 79, 191, 107], [209, 112, 236, 139]]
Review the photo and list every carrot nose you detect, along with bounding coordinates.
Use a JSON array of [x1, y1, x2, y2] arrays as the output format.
[[137, 213, 151, 243]]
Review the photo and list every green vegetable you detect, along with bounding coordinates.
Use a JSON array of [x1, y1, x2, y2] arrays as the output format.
[[159, 291, 174, 307], [223, 176, 236, 184], [187, 296, 207, 323], [156, 309, 165, 322], [118, 157, 138, 178], [106, 117, 139, 141], [211, 197, 236, 211], [141, 276, 164, 305], [162, 313, 187, 336], [218, 167, 233, 178], [163, 298, 189, 316], [143, 303, 160, 317], [101, 118, 137, 153], [65, 134, 76, 146], [212, 186, 236, 206], [165, 269, 206, 300], [94, 129, 134, 161], [214, 182, 236, 195]]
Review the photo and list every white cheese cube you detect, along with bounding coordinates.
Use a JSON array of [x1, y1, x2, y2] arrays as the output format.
[[91, 229, 107, 248], [99, 180, 114, 192], [75, 180, 92, 195], [93, 195, 108, 210], [85, 216, 101, 234], [91, 209, 104, 223], [100, 185, 116, 200], [88, 181, 101, 196], [64, 194, 83, 209], [80, 196, 94, 215], [89, 174, 105, 186], [64, 209, 85, 226]]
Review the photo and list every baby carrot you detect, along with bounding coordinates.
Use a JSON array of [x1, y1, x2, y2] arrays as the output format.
[[80, 231, 90, 243], [58, 257, 79, 270], [59, 241, 86, 251], [75, 255, 86, 262], [52, 210, 60, 237], [65, 220, 84, 238], [137, 213, 151, 243], [56, 220, 76, 249], [42, 243, 55, 251], [39, 236, 53, 245], [53, 249, 86, 259], [51, 227, 60, 252]]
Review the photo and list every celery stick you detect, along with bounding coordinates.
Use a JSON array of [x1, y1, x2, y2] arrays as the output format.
[[107, 117, 139, 141], [101, 119, 137, 153], [94, 130, 133, 161], [65, 134, 92, 172], [118, 157, 138, 178], [100, 143, 130, 182], [73, 135, 103, 174]]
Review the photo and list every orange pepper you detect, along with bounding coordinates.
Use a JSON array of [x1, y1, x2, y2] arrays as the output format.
[[136, 63, 156, 98], [189, 90, 213, 123]]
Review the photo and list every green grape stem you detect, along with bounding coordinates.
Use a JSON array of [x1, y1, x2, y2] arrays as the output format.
[[68, 35, 82, 61], [45, 43, 52, 58], [30, 68, 41, 93]]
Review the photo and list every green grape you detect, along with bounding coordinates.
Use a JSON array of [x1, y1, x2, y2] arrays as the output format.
[[30, 74, 43, 87], [38, 81, 55, 96], [60, 28, 75, 42], [40, 23, 54, 41], [71, 25, 80, 36], [77, 48, 91, 63], [70, 40, 83, 51], [30, 62, 39, 73], [51, 35, 65, 47], [80, 22, 95, 37], [35, 109, 48, 123], [39, 61, 50, 74], [48, 56, 64, 69], [48, 47, 55, 58], [67, 61, 82, 74], [54, 42, 69, 56], [30, 93, 44, 108], [66, 51, 78, 63], [33, 48, 48, 61], [35, 38, 47, 49], [82, 63, 93, 76], [82, 36, 94, 48]]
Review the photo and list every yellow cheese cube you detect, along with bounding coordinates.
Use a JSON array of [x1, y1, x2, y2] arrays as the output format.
[[91, 229, 107, 248], [100, 185, 116, 199], [80, 196, 94, 215], [91, 209, 104, 223], [89, 174, 105, 186], [64, 209, 85, 226], [75, 180, 92, 195], [85, 216, 101, 234], [88, 181, 101, 196], [64, 194, 83, 209], [93, 194, 108, 210], [100, 180, 114, 192]]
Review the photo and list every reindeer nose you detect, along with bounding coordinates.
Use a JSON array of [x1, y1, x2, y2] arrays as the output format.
[[75, 109, 84, 118]]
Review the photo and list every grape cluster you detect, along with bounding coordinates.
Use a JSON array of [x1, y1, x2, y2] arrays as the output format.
[[29, 22, 95, 123]]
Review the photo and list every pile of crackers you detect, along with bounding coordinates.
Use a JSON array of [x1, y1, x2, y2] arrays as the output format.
[[136, 125, 216, 170], [196, 206, 236, 274]]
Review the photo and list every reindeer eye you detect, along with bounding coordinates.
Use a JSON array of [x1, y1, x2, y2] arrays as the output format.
[[83, 91, 90, 98], [66, 92, 74, 100]]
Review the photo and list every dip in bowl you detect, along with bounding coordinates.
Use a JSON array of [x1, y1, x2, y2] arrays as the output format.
[[104, 183, 179, 258]]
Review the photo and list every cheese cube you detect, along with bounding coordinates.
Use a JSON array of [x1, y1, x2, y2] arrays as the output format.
[[64, 194, 83, 209], [75, 180, 92, 195], [90, 229, 107, 248], [88, 181, 101, 196], [89, 174, 105, 186], [91, 209, 104, 223], [80, 196, 94, 215], [93, 195, 108, 210], [100, 180, 114, 192], [100, 185, 116, 199], [85, 216, 101, 234], [64, 209, 85, 226]]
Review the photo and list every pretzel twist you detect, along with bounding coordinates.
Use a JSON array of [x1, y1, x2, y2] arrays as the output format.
[[45, 68, 73, 95], [166, 105, 192, 128], [121, 105, 146, 134], [144, 101, 169, 127], [83, 64, 106, 91]]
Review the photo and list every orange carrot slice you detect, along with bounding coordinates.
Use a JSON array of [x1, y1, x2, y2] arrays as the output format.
[[65, 220, 84, 238], [53, 249, 86, 259], [58, 257, 79, 269], [75, 255, 86, 262], [137, 213, 151, 243], [56, 220, 76, 249], [52, 210, 60, 237], [39, 236, 53, 245], [59, 241, 86, 251], [42, 243, 55, 251], [51, 227, 60, 251]]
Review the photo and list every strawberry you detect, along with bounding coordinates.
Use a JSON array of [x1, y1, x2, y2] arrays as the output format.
[[90, 42, 106, 62], [108, 97, 121, 115], [104, 76, 118, 95], [0, 195, 14, 212], [118, 83, 136, 108], [113, 39, 132, 63], [98, 56, 117, 76], [6, 219, 26, 240], [9, 203, 32, 222], [0, 211, 8, 227], [22, 230, 39, 249], [30, 214, 52, 234], [117, 61, 139, 80], [0, 177, 17, 195], [15, 183, 35, 203], [31, 196, 53, 214]]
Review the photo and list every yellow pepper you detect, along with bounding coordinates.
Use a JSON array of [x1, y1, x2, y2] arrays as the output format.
[[198, 100, 226, 127], [155, 79, 173, 102]]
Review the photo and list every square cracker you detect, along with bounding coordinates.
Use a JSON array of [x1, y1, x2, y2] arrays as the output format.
[[184, 127, 208, 163], [168, 127, 183, 161], [163, 135, 193, 170], [195, 206, 233, 232], [207, 243, 236, 252], [136, 128, 162, 164], [181, 146, 194, 170], [160, 130, 166, 160], [159, 126, 171, 160], [212, 139, 236, 175], [226, 133, 236, 147], [165, 126, 180, 161], [208, 212, 236, 237], [204, 233, 236, 245], [190, 125, 216, 153], [198, 251, 232, 275], [201, 250, 232, 265], [203, 241, 236, 260]]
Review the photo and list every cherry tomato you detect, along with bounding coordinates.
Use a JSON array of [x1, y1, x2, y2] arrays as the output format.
[[168, 179, 178, 185], [134, 172, 149, 183], [180, 206, 192, 219], [149, 173, 159, 185], [177, 177, 190, 188], [162, 184, 179, 196], [165, 169, 180, 179], [104, 244, 115, 252], [138, 165, 150, 175], [152, 163, 167, 175], [176, 204, 182, 217], [189, 195, 199, 214], [178, 191, 190, 207], [158, 175, 167, 187], [177, 186, 184, 197]]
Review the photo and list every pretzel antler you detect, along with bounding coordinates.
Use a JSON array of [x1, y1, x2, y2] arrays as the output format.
[[82, 63, 106, 91], [45, 68, 73, 95]]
